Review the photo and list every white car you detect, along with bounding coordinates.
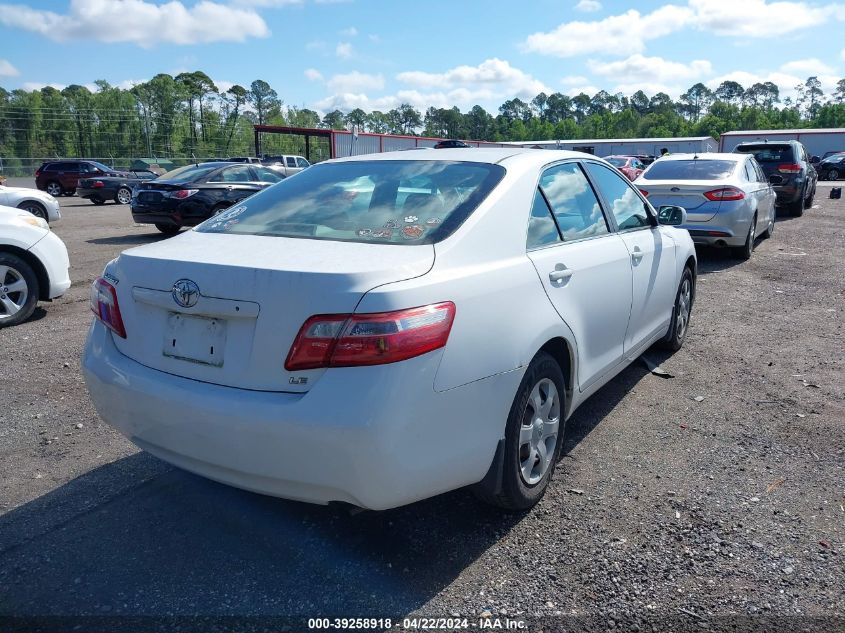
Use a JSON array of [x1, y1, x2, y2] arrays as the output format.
[[83, 149, 696, 511], [0, 205, 71, 327], [0, 184, 62, 224]]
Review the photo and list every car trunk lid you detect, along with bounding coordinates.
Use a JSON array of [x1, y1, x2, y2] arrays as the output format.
[[639, 181, 723, 221], [107, 230, 434, 392]]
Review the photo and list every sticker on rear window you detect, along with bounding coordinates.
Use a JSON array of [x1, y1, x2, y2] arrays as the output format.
[[402, 225, 425, 239], [356, 229, 372, 236], [425, 218, 441, 226], [384, 220, 399, 229], [372, 229, 392, 238], [404, 215, 418, 223]]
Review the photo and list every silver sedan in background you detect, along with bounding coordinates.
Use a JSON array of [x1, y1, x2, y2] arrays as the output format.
[[634, 153, 776, 260]]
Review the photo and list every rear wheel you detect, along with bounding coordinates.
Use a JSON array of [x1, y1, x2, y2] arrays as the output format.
[[475, 351, 565, 511], [789, 190, 804, 217], [804, 188, 814, 208], [827, 168, 839, 181], [734, 214, 757, 260], [761, 208, 775, 239], [45, 181, 62, 197], [155, 223, 180, 235], [116, 187, 132, 205], [659, 267, 694, 351], [17, 201, 47, 220], [0, 253, 39, 328]]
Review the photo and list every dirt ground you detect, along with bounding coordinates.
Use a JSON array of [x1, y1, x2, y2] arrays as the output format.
[[0, 185, 843, 632]]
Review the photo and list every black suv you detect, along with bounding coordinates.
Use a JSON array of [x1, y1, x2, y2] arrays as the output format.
[[733, 141, 817, 216]]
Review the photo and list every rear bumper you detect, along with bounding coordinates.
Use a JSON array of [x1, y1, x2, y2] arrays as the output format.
[[78, 186, 116, 200], [131, 201, 210, 227], [82, 321, 520, 510]]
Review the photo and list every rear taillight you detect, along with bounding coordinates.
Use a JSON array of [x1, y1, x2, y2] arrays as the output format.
[[777, 163, 801, 174], [92, 180, 105, 188], [285, 302, 456, 370], [35, 169, 41, 177], [704, 187, 745, 201], [168, 189, 199, 199], [90, 277, 126, 338], [638, 189, 649, 197]]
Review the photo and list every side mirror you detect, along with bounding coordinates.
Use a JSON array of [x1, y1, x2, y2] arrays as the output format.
[[657, 205, 686, 226], [810, 156, 820, 164]]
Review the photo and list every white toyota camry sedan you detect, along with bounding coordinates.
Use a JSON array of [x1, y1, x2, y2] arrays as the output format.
[[83, 149, 696, 511]]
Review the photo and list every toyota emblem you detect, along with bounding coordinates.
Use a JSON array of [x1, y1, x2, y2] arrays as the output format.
[[172, 279, 200, 308]]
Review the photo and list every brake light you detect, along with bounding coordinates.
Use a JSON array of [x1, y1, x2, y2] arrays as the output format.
[[168, 189, 199, 199], [90, 277, 126, 338], [35, 169, 41, 177], [704, 187, 745, 201], [92, 180, 105, 188], [285, 302, 456, 370], [777, 163, 801, 174], [638, 189, 649, 197]]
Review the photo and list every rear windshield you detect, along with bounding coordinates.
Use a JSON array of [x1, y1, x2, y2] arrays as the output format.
[[158, 164, 220, 183], [734, 145, 793, 163], [643, 159, 738, 180], [197, 160, 505, 244], [606, 158, 627, 167]]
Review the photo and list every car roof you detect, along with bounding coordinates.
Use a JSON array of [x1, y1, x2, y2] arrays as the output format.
[[329, 147, 602, 168]]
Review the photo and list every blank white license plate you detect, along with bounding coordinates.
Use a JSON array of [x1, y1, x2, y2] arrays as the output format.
[[163, 312, 227, 367]]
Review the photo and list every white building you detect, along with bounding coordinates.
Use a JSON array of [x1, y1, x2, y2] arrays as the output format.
[[719, 129, 845, 158], [507, 136, 718, 157]]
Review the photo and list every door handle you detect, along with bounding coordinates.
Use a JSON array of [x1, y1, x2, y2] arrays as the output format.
[[631, 246, 644, 263], [548, 264, 573, 284]]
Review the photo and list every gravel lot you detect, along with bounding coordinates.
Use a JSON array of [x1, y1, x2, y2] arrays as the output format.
[[0, 185, 843, 632]]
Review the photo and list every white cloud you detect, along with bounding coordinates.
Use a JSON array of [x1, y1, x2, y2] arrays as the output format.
[[575, 0, 601, 11], [397, 58, 550, 100], [214, 79, 235, 93], [0, 0, 269, 46], [339, 26, 358, 37], [780, 58, 836, 76], [233, 0, 302, 5], [0, 59, 18, 77], [336, 42, 353, 58], [327, 71, 385, 93], [368, 33, 381, 43], [565, 85, 600, 97], [561, 75, 589, 86], [22, 81, 98, 92], [522, 6, 693, 57], [689, 0, 834, 37], [304, 68, 324, 81], [117, 78, 147, 89], [589, 54, 712, 85]]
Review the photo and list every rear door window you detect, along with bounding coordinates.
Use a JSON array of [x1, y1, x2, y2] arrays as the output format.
[[213, 165, 254, 182], [286, 157, 297, 167], [585, 162, 651, 231], [539, 162, 609, 240], [526, 188, 561, 249]]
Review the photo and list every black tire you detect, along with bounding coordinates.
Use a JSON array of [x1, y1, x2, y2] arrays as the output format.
[[788, 192, 804, 217], [475, 351, 566, 511], [761, 208, 775, 239], [804, 188, 814, 209], [658, 267, 694, 351], [91, 197, 105, 206], [17, 201, 48, 220], [0, 252, 39, 328], [45, 181, 62, 197], [155, 223, 181, 235], [733, 214, 757, 260], [827, 168, 839, 181], [116, 187, 132, 205]]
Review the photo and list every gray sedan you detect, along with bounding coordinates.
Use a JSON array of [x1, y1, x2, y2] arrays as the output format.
[[634, 153, 776, 260]]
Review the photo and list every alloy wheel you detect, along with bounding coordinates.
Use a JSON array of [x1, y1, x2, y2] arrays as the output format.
[[45, 182, 62, 196], [518, 378, 561, 485], [117, 188, 132, 205], [676, 277, 692, 340], [21, 203, 47, 220], [0, 265, 29, 322]]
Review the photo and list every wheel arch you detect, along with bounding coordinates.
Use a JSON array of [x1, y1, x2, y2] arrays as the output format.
[[0, 244, 50, 300], [537, 336, 576, 419]]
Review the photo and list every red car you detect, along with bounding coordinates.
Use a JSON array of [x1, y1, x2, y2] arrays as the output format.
[[35, 160, 123, 197], [605, 155, 646, 181]]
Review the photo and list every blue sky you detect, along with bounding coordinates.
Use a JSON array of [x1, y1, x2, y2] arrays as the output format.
[[1, 0, 843, 114]]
